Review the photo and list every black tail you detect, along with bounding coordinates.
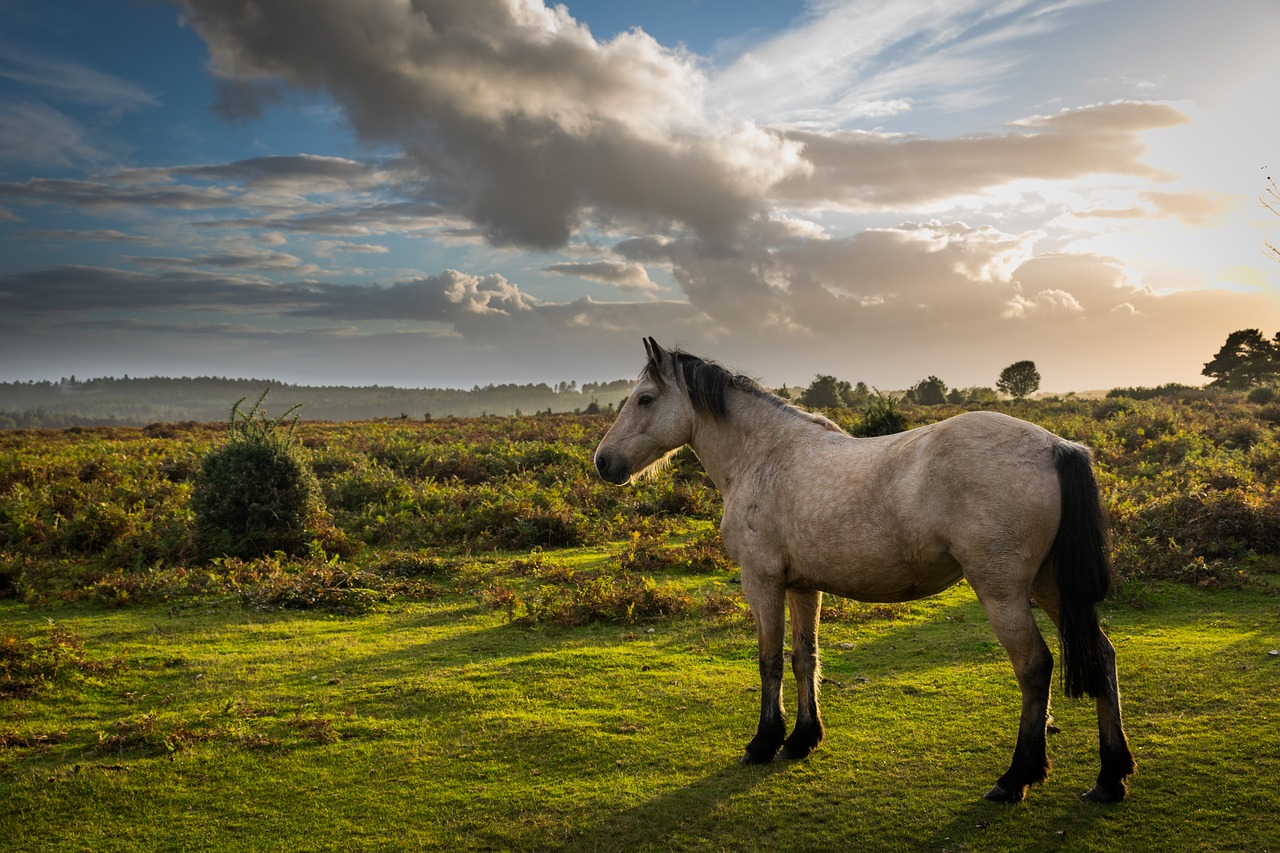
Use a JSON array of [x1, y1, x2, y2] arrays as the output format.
[[1050, 442, 1113, 699]]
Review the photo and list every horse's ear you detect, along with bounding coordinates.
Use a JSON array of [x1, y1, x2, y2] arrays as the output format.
[[644, 337, 667, 368]]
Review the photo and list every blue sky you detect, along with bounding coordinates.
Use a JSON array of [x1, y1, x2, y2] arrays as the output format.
[[2, 0, 1279, 390]]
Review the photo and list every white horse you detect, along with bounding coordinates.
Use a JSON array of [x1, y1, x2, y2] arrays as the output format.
[[594, 339, 1135, 802]]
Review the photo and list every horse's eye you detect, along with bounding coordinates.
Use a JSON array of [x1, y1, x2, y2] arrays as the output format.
[[637, 394, 655, 408]]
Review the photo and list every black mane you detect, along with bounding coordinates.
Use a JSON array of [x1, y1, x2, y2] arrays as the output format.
[[645, 349, 831, 427]]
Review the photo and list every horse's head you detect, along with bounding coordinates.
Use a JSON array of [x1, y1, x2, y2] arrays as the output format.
[[593, 337, 695, 485]]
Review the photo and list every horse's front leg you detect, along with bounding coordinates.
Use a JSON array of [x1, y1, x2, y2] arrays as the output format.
[[741, 572, 787, 764], [782, 589, 824, 759]]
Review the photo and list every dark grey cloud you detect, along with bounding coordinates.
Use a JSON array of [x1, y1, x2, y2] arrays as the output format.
[[0, 264, 534, 325], [176, 0, 807, 248]]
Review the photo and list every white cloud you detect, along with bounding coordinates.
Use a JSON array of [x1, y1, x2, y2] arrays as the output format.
[[313, 240, 390, 257], [0, 43, 158, 109], [0, 101, 113, 169], [545, 260, 663, 294]]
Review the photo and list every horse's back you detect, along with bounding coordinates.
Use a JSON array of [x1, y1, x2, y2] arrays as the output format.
[[752, 409, 1063, 601]]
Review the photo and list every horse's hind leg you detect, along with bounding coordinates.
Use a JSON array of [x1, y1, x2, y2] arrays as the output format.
[[781, 589, 824, 759], [1082, 632, 1135, 801], [1032, 582, 1135, 802], [976, 589, 1055, 803], [741, 572, 788, 763]]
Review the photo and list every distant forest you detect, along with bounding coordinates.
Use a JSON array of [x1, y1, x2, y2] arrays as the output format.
[[0, 376, 637, 428]]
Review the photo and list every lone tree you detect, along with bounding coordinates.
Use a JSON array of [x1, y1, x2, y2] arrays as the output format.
[[997, 360, 1041, 399], [1202, 328, 1279, 389]]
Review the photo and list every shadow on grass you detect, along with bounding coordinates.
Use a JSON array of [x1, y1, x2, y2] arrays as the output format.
[[560, 758, 791, 852]]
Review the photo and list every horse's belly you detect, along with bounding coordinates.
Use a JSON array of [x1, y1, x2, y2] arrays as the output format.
[[792, 553, 963, 603]]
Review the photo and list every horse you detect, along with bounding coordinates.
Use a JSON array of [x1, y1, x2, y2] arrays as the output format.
[[593, 338, 1135, 803]]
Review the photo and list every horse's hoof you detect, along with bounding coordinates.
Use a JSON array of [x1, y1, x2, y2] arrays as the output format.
[[740, 749, 776, 765], [779, 744, 813, 760], [982, 783, 1024, 803], [1082, 783, 1125, 803]]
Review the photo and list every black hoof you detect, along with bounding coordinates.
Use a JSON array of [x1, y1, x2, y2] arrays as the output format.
[[779, 741, 816, 760], [740, 748, 776, 764], [982, 783, 1025, 803], [780, 724, 823, 760], [1082, 781, 1127, 803]]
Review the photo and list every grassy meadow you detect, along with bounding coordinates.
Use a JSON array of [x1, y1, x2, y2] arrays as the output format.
[[2, 397, 1280, 851]]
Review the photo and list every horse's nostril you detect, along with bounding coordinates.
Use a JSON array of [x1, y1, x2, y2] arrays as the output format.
[[595, 453, 627, 484]]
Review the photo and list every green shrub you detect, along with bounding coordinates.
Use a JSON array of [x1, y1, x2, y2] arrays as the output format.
[[190, 394, 325, 559], [854, 392, 908, 437], [1248, 386, 1277, 404]]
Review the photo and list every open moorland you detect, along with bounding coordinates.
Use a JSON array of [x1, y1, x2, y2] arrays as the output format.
[[2, 395, 1279, 851]]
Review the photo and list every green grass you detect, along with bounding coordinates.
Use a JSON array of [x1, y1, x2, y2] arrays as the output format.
[[4, 575, 1278, 852], [4, 398, 1280, 849]]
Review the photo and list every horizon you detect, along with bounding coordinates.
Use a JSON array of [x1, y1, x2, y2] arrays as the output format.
[[0, 370, 1161, 400], [2, 1, 1279, 392]]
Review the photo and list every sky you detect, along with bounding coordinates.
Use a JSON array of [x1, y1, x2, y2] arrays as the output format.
[[1, 0, 1279, 392]]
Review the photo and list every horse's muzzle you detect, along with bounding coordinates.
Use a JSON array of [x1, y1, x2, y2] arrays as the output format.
[[594, 452, 630, 485]]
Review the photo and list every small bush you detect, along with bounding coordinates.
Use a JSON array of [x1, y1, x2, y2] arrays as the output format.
[[1248, 387, 1277, 405], [484, 572, 694, 627], [854, 392, 908, 437], [191, 393, 326, 559], [1, 623, 125, 699], [93, 712, 215, 757]]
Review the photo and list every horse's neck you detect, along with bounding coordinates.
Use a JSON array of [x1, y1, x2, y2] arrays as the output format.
[[689, 393, 799, 495]]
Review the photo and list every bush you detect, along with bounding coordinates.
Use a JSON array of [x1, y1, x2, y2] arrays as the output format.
[[854, 392, 908, 437], [1248, 387, 1277, 405], [191, 393, 326, 559]]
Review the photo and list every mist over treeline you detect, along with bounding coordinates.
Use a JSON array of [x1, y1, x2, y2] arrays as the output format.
[[0, 375, 637, 428]]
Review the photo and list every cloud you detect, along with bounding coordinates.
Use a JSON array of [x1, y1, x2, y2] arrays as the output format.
[[176, 0, 810, 248], [0, 154, 406, 212], [16, 228, 164, 246], [545, 260, 662, 294], [175, 154, 392, 195], [0, 264, 534, 324], [0, 43, 158, 109], [4, 229, 1278, 390], [313, 240, 390, 257], [127, 249, 324, 277], [707, 0, 1093, 127], [293, 270, 538, 322], [0, 174, 237, 210], [772, 102, 1189, 211], [1079, 189, 1232, 226], [0, 100, 115, 169]]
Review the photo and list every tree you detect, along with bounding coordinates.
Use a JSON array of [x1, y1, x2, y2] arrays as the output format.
[[799, 374, 856, 409], [997, 361, 1041, 399], [908, 375, 948, 406], [1202, 329, 1279, 390]]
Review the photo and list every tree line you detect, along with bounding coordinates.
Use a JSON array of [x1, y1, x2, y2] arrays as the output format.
[[9, 329, 1269, 429], [0, 376, 636, 429], [788, 360, 1042, 410]]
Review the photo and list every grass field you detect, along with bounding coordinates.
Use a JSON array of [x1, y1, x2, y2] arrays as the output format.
[[3, 564, 1278, 851], [3, 398, 1280, 850]]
